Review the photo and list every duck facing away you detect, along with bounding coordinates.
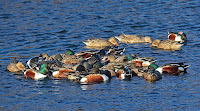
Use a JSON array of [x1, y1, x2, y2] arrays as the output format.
[[150, 39, 183, 50], [83, 37, 119, 47]]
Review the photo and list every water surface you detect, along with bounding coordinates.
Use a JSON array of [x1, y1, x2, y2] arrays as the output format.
[[0, 0, 200, 110]]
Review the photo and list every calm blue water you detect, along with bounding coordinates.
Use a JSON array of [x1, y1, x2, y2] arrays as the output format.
[[0, 0, 200, 110]]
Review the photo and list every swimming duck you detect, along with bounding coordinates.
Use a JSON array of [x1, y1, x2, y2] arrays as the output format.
[[106, 47, 125, 55], [61, 55, 83, 64], [52, 68, 75, 78], [24, 69, 48, 80], [143, 70, 162, 81], [150, 39, 183, 50], [27, 55, 45, 69], [76, 49, 105, 57], [7, 59, 26, 73], [156, 62, 190, 75], [168, 31, 186, 43], [128, 57, 157, 67], [83, 37, 119, 47], [116, 66, 133, 80], [50, 54, 63, 61], [102, 55, 116, 63], [115, 32, 152, 44], [79, 70, 111, 83]]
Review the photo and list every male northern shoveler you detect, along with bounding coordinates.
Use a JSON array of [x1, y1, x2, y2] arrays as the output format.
[[115, 32, 152, 44], [129, 57, 157, 67], [83, 37, 119, 47], [156, 62, 190, 75], [27, 55, 45, 69], [150, 39, 183, 50], [65, 49, 75, 55], [52, 68, 75, 78], [168, 31, 186, 43], [116, 67, 133, 80], [80, 70, 111, 83], [24, 69, 48, 80], [106, 47, 125, 55], [80, 74, 109, 83], [7, 59, 26, 73]]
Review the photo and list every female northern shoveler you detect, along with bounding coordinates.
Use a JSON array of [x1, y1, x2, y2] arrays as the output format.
[[7, 59, 26, 73], [150, 39, 183, 50], [83, 37, 119, 47], [115, 32, 152, 44], [168, 31, 186, 43], [156, 62, 190, 75], [143, 70, 162, 81]]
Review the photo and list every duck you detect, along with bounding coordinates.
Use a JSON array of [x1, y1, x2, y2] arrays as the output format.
[[24, 69, 48, 80], [106, 47, 125, 55], [116, 66, 133, 80], [115, 32, 152, 44], [83, 37, 119, 47], [49, 54, 63, 61], [52, 68, 75, 78], [156, 62, 190, 75], [7, 59, 26, 73], [143, 70, 162, 81], [150, 39, 183, 50], [102, 55, 116, 63], [168, 31, 186, 43], [79, 70, 111, 83], [128, 57, 157, 67], [27, 55, 45, 69], [61, 55, 83, 64]]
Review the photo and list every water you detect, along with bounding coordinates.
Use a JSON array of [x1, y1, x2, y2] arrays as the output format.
[[0, 0, 200, 110]]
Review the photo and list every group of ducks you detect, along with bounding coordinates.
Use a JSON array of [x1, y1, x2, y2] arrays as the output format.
[[7, 31, 190, 83], [84, 31, 186, 50]]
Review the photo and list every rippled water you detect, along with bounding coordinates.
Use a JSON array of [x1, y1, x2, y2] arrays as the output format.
[[0, 0, 200, 110]]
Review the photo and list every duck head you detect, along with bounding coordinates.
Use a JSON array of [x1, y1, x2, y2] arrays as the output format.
[[108, 37, 119, 46], [65, 49, 75, 55], [178, 31, 187, 41], [144, 36, 152, 43], [150, 39, 161, 47], [16, 62, 26, 72]]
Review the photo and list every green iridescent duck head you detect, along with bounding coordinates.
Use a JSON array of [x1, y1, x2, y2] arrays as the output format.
[[65, 49, 74, 55], [149, 63, 158, 70], [39, 63, 49, 74]]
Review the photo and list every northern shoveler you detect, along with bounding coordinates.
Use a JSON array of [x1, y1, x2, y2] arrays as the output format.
[[52, 68, 75, 78], [168, 31, 186, 43], [156, 62, 190, 75], [80, 70, 111, 83], [24, 69, 48, 80], [115, 32, 152, 44], [7, 59, 26, 73], [129, 57, 157, 67], [83, 37, 119, 47], [150, 39, 183, 50]]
